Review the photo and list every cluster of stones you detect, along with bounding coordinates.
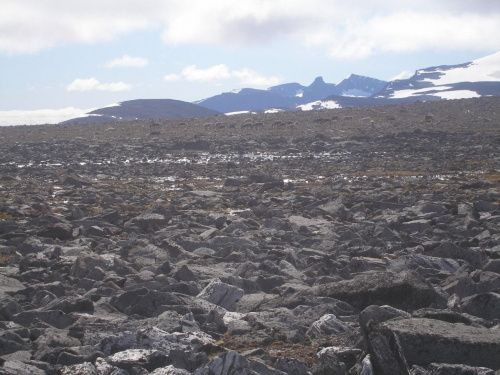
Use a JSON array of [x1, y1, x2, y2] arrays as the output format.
[[0, 98, 499, 374]]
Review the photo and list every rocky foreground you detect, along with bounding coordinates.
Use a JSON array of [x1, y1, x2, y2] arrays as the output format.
[[0, 97, 499, 374]]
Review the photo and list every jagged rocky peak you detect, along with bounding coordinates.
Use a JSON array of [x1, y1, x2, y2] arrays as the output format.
[[309, 76, 327, 87]]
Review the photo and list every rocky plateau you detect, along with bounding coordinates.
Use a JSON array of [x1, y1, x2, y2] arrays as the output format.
[[0, 97, 499, 374]]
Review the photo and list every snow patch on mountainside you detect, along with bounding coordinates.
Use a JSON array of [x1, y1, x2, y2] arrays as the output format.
[[225, 110, 253, 116], [390, 86, 453, 99], [422, 52, 500, 85], [342, 89, 373, 97], [434, 90, 480, 99], [101, 102, 122, 108], [377, 51, 500, 101], [297, 100, 341, 111]]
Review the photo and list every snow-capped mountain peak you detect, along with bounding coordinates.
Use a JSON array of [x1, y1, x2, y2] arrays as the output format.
[[419, 51, 500, 85], [375, 51, 500, 100]]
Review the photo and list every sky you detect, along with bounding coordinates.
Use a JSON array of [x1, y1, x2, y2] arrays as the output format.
[[1, 0, 499, 125]]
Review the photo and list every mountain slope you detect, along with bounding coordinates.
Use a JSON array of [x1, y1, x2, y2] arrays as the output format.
[[376, 52, 500, 100], [62, 99, 221, 123], [194, 89, 294, 113], [336, 74, 388, 97]]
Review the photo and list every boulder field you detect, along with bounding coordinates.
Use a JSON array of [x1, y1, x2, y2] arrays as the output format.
[[0, 97, 499, 374]]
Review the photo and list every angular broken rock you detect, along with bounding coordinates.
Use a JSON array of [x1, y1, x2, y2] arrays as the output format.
[[459, 292, 500, 321], [194, 350, 251, 375], [310, 271, 445, 311], [306, 313, 351, 338], [366, 318, 500, 371], [197, 278, 244, 311], [124, 212, 171, 232]]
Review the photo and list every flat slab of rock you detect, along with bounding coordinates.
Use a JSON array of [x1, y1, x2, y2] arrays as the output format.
[[311, 271, 444, 311], [376, 318, 500, 370], [0, 274, 25, 293]]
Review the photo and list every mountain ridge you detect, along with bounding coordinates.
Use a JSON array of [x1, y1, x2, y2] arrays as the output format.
[[196, 74, 388, 113], [60, 51, 500, 123], [61, 99, 221, 124]]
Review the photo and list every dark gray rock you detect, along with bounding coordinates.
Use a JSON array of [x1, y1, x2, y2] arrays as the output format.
[[63, 175, 94, 188], [124, 212, 171, 233], [459, 292, 500, 321], [194, 350, 251, 375], [359, 305, 411, 331], [2, 360, 46, 375], [70, 252, 108, 278], [12, 310, 76, 329], [0, 275, 25, 294], [41, 296, 94, 314], [310, 271, 445, 311], [369, 318, 500, 370], [197, 279, 244, 311], [37, 222, 73, 240], [0, 294, 23, 320], [427, 242, 486, 269], [425, 363, 496, 375]]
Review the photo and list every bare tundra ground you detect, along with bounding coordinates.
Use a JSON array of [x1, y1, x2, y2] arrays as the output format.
[[0, 97, 499, 374]]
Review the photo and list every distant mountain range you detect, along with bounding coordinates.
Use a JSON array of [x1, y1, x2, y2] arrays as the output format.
[[62, 51, 500, 123], [196, 74, 388, 113]]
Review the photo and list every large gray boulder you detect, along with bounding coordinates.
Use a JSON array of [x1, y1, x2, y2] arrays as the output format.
[[367, 318, 500, 371], [459, 292, 500, 321], [311, 271, 445, 311], [70, 252, 108, 278], [306, 314, 350, 338], [194, 350, 252, 375], [197, 279, 244, 311], [124, 212, 171, 232]]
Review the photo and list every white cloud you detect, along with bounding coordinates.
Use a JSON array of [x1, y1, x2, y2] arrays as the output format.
[[0, 1, 150, 54], [390, 70, 415, 81], [105, 55, 149, 68], [0, 1, 499, 60], [232, 68, 282, 86], [181, 64, 232, 82], [171, 64, 282, 86], [67, 78, 131, 92], [0, 107, 93, 126], [163, 74, 181, 82]]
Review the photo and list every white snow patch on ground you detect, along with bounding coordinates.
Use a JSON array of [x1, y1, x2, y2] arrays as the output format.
[[225, 111, 253, 116], [390, 70, 414, 81], [422, 51, 500, 85], [390, 86, 452, 99], [342, 89, 371, 97], [0, 107, 95, 126], [433, 90, 481, 99], [100, 102, 122, 108], [265, 108, 284, 114], [298, 100, 341, 111]]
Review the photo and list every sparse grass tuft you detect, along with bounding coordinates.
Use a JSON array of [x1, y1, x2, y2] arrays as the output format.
[[0, 212, 13, 220]]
